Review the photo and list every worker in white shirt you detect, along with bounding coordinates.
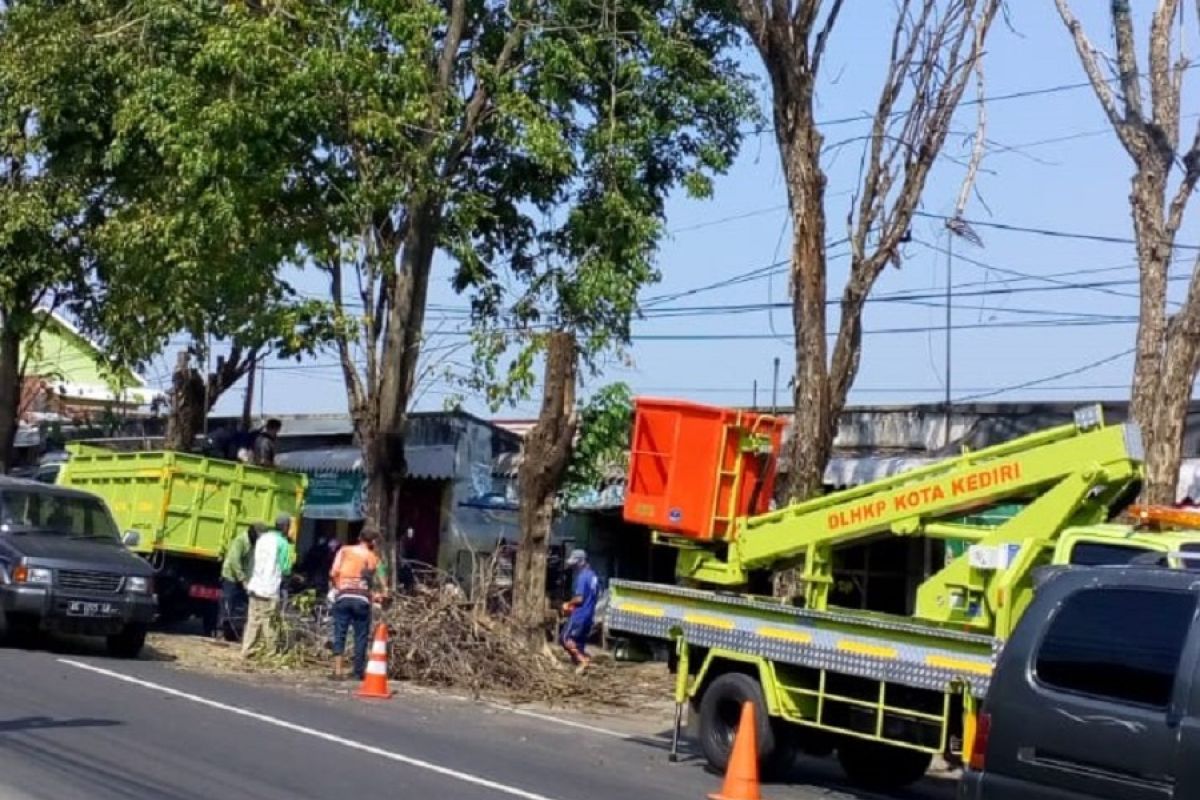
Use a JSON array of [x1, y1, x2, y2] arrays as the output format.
[[241, 514, 293, 658]]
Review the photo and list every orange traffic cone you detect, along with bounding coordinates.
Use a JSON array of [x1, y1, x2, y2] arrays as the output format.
[[356, 623, 394, 700], [709, 701, 761, 800]]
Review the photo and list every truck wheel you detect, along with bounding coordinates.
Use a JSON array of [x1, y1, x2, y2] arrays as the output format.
[[837, 739, 932, 791], [106, 624, 148, 659], [698, 672, 794, 778]]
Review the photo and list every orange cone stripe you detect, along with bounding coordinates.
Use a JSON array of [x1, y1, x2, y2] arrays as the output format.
[[356, 623, 395, 700], [709, 701, 761, 800]]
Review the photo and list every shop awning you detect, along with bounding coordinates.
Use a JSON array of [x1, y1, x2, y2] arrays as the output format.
[[277, 444, 457, 480]]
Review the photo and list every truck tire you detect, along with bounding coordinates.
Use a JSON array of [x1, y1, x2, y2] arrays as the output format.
[[837, 739, 932, 791], [698, 672, 795, 779], [106, 624, 148, 659]]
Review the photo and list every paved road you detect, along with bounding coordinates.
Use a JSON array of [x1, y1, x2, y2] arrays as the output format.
[[0, 638, 956, 800]]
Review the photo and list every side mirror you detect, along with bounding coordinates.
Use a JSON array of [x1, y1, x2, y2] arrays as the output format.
[[122, 531, 140, 548]]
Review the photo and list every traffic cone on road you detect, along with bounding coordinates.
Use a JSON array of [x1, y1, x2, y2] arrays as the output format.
[[709, 702, 761, 800], [356, 623, 394, 700]]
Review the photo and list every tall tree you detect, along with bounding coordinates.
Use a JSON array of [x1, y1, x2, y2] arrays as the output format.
[[0, 0, 117, 470], [69, 4, 332, 452], [1054, 1, 1200, 504], [735, 0, 1001, 499], [274, 0, 752, 567], [459, 0, 753, 635]]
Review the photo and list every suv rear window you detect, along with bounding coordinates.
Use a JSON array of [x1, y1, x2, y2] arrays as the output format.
[[1035, 587, 1195, 708], [1068, 542, 1153, 566]]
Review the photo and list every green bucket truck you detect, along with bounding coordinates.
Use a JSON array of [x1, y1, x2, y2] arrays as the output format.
[[607, 398, 1200, 791]]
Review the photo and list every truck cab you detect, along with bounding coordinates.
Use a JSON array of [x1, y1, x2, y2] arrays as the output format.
[[1054, 524, 1200, 569], [0, 477, 157, 657], [960, 562, 1200, 800]]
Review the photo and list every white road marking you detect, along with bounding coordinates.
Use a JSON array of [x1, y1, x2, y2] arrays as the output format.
[[58, 659, 565, 800], [488, 705, 640, 740]]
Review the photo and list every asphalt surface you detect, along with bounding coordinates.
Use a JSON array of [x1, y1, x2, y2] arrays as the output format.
[[0, 636, 957, 800]]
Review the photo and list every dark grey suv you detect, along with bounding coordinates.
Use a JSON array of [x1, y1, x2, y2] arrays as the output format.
[[960, 564, 1200, 799], [0, 477, 156, 657]]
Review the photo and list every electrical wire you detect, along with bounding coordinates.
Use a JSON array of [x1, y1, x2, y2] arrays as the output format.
[[954, 348, 1136, 403]]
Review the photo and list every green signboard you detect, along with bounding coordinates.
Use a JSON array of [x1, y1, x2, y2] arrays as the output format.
[[304, 472, 365, 520]]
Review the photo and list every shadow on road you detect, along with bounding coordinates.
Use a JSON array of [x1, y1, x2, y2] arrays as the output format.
[[0, 716, 121, 734], [0, 630, 176, 663], [645, 727, 959, 800]]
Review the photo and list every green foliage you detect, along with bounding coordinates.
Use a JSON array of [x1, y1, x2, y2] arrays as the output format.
[[0, 0, 112, 342], [563, 382, 634, 501], [455, 0, 758, 409], [2, 2, 335, 378]]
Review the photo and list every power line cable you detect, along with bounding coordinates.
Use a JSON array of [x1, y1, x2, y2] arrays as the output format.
[[746, 63, 1200, 134], [913, 211, 1200, 250], [954, 348, 1135, 402]]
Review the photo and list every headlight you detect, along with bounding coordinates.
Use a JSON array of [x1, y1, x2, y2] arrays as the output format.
[[126, 576, 152, 594], [14, 566, 52, 585]]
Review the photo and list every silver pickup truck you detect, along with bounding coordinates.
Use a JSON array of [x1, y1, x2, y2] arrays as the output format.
[[0, 476, 157, 657]]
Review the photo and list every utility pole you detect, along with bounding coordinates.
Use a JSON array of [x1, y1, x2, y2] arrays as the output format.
[[942, 217, 982, 450], [944, 234, 953, 448], [241, 356, 257, 431], [752, 379, 758, 410], [771, 357, 780, 415]]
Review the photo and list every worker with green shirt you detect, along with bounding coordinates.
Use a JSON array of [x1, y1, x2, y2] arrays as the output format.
[[218, 522, 262, 641]]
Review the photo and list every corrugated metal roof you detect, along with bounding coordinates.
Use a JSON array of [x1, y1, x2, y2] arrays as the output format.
[[277, 444, 457, 480], [278, 447, 362, 474], [492, 450, 626, 482]]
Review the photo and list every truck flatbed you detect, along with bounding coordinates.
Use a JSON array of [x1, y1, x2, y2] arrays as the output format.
[[609, 579, 995, 696]]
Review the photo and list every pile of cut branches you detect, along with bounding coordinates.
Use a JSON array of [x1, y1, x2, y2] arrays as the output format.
[[274, 561, 650, 706]]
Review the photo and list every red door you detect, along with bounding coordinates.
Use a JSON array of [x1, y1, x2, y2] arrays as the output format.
[[395, 479, 444, 567]]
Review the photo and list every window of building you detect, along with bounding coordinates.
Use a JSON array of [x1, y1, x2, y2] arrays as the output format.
[[1035, 587, 1195, 708]]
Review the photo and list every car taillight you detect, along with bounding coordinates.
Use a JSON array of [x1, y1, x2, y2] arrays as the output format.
[[969, 711, 991, 771]]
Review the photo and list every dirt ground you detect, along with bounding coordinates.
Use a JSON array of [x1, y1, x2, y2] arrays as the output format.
[[144, 631, 679, 724]]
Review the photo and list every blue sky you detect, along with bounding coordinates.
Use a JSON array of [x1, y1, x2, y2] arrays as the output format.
[[186, 2, 1200, 420]]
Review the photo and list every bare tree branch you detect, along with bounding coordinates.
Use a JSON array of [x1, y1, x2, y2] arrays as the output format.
[[1113, 0, 1146, 122], [1150, 0, 1183, 148], [810, 0, 845, 78], [1054, 0, 1139, 153], [955, 26, 989, 218], [437, 0, 467, 95], [328, 250, 365, 420]]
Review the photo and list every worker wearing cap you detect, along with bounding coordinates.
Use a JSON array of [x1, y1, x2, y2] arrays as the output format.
[[560, 549, 600, 674], [329, 528, 385, 680]]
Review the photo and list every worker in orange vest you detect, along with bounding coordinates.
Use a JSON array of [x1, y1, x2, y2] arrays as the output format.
[[329, 528, 386, 680]]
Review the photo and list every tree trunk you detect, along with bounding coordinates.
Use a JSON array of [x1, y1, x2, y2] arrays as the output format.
[[367, 200, 439, 567], [0, 321, 21, 473], [164, 350, 205, 452], [775, 72, 830, 503], [785, 170, 832, 502], [514, 331, 578, 642], [1053, 1, 1200, 505]]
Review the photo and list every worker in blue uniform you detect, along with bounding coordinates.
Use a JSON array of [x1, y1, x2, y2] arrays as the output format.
[[560, 549, 600, 675]]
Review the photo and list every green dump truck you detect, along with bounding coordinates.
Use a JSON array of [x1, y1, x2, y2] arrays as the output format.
[[57, 444, 307, 633]]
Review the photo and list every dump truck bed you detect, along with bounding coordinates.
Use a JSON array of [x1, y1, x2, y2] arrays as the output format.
[[58, 444, 307, 559]]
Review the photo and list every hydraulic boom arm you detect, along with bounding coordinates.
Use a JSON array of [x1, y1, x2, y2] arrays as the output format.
[[626, 400, 1142, 636]]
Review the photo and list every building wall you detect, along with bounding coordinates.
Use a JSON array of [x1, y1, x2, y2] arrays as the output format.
[[438, 415, 523, 576]]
